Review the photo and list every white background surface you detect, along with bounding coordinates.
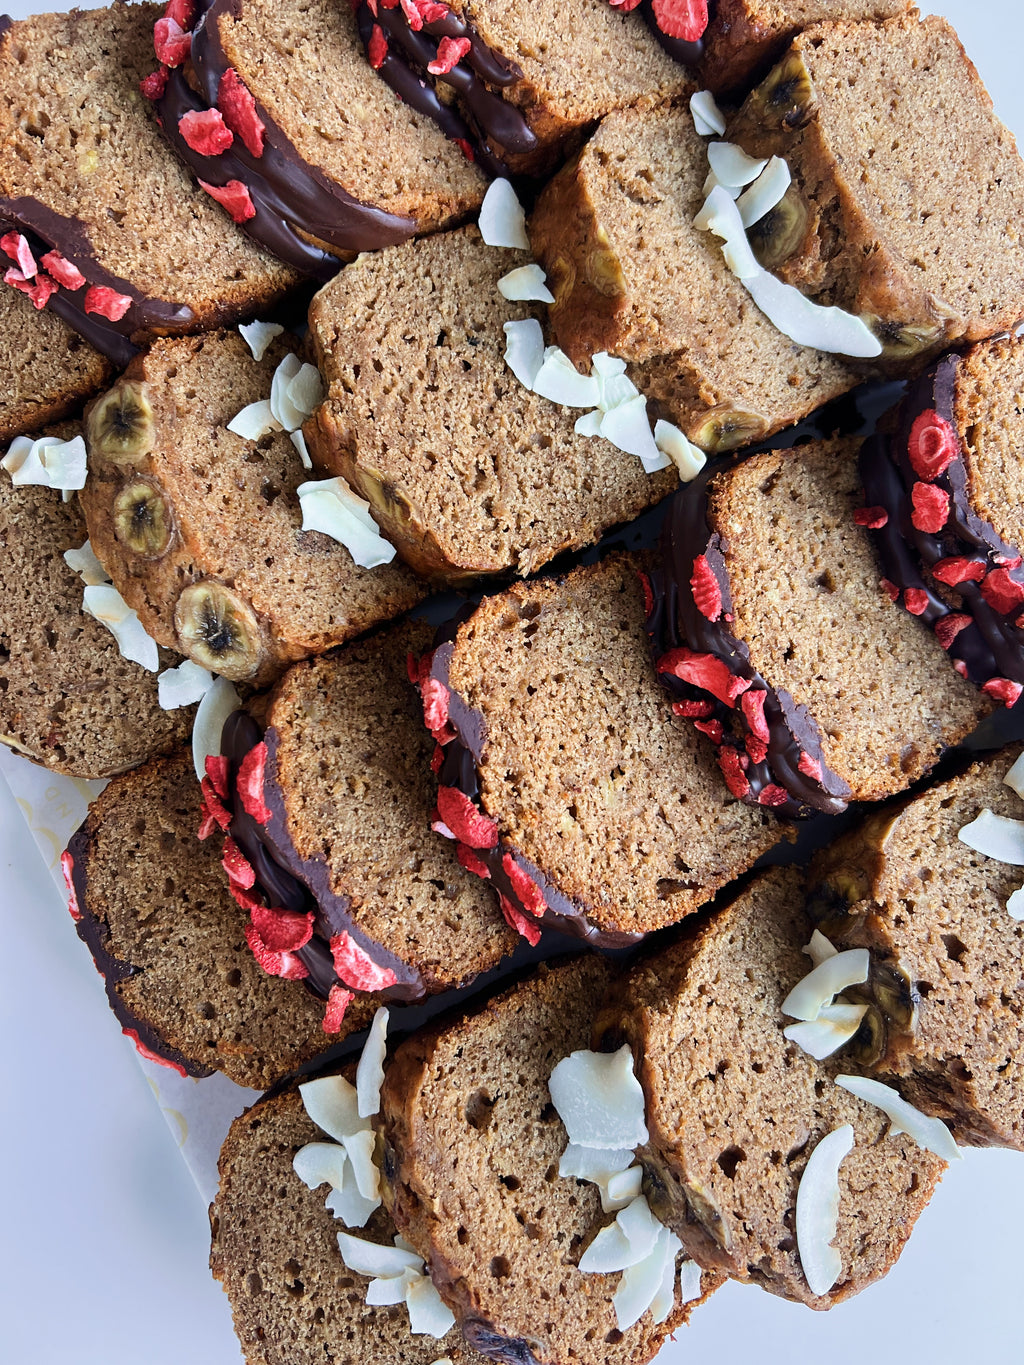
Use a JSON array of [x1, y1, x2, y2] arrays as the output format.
[[2, 2, 1023, 1362]]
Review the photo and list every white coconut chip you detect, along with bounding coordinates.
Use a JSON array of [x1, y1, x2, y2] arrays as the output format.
[[293, 1142, 351, 1193], [958, 807, 1024, 865], [558, 1143, 635, 1183], [548, 1045, 649, 1150], [1007, 887, 1024, 919], [356, 1006, 389, 1118], [290, 428, 313, 470], [82, 584, 159, 673], [2, 432, 88, 491], [157, 659, 214, 711], [677, 1257, 703, 1305], [784, 1002, 869, 1060], [343, 1128, 381, 1202], [804, 928, 839, 969], [296, 476, 397, 569], [325, 1177, 380, 1231], [304, 1070, 367, 1145], [736, 156, 791, 228], [532, 346, 602, 408], [63, 539, 110, 586], [498, 263, 555, 303], [239, 319, 284, 361], [405, 1273, 456, 1337], [599, 395, 669, 472], [706, 140, 768, 188], [702, 170, 741, 201], [269, 353, 305, 431], [478, 178, 529, 249], [654, 420, 706, 482], [287, 362, 325, 424], [690, 89, 726, 138], [226, 399, 282, 442], [336, 1231, 424, 1280], [613, 1225, 683, 1331], [365, 1268, 418, 1307], [835, 1076, 962, 1162], [574, 410, 604, 438], [191, 674, 241, 781], [781, 947, 870, 1021], [579, 1195, 663, 1274], [795, 1123, 854, 1298], [1003, 752, 1024, 800], [591, 352, 637, 410], [603, 1166, 644, 1212], [503, 318, 546, 390]]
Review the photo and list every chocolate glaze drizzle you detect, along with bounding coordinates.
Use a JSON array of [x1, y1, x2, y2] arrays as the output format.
[[860, 352, 1024, 688], [221, 710, 427, 1004], [650, 467, 852, 818], [429, 640, 643, 949]]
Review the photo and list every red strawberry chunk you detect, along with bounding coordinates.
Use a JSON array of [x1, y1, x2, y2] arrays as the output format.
[[197, 804, 218, 841], [40, 250, 85, 290], [981, 566, 1024, 615], [330, 931, 398, 991], [436, 785, 499, 849], [609, 0, 644, 10], [164, 0, 196, 28], [903, 588, 929, 616], [934, 613, 972, 650], [651, 0, 709, 41], [199, 775, 232, 832], [245, 923, 309, 979], [717, 746, 750, 799], [140, 66, 170, 100], [797, 752, 823, 782], [430, 743, 445, 775], [740, 687, 770, 743], [953, 659, 969, 678], [758, 784, 791, 807], [982, 677, 1023, 708], [456, 843, 491, 878], [428, 35, 471, 74], [250, 903, 314, 952], [880, 578, 900, 602], [690, 554, 723, 621], [400, 0, 425, 28], [179, 107, 234, 156], [368, 21, 388, 67], [123, 1028, 188, 1076], [910, 481, 949, 534], [419, 1, 449, 17], [499, 893, 542, 946], [237, 741, 272, 824], [421, 676, 450, 737], [638, 570, 654, 618], [853, 506, 888, 529], [218, 68, 266, 157], [61, 850, 82, 922], [1, 231, 36, 276], [229, 881, 264, 915], [694, 718, 724, 744], [658, 648, 751, 708], [323, 984, 355, 1033], [222, 835, 256, 889], [198, 178, 256, 223], [931, 556, 986, 587], [204, 753, 230, 800], [84, 286, 133, 321], [995, 554, 1023, 569], [502, 854, 546, 918], [907, 408, 959, 481], [7, 270, 59, 309], [455, 136, 475, 162], [744, 733, 768, 764], [672, 698, 714, 719], [153, 16, 192, 67]]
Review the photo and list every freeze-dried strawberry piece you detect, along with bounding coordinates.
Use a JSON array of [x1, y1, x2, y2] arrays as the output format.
[[456, 843, 491, 878], [880, 578, 900, 603], [608, 0, 643, 10], [910, 481, 949, 534], [1, 231, 36, 276], [164, 0, 196, 28], [934, 613, 972, 650], [953, 658, 969, 678], [744, 733, 768, 764], [853, 506, 888, 528], [431, 814, 455, 840], [199, 776, 232, 832], [758, 784, 791, 807], [198, 177, 256, 223], [368, 21, 388, 67], [197, 805, 218, 841], [421, 676, 450, 737], [740, 687, 769, 743], [237, 741, 272, 824], [694, 718, 724, 743], [652, 0, 709, 41], [204, 753, 230, 800], [40, 250, 85, 290], [218, 68, 266, 157], [658, 648, 751, 708], [903, 588, 929, 616], [61, 851, 82, 922], [436, 785, 499, 849], [499, 893, 541, 946], [981, 566, 1024, 615], [84, 286, 133, 321], [982, 677, 1023, 708], [455, 136, 475, 162], [419, 0, 449, 17], [672, 698, 714, 719], [229, 881, 264, 915], [690, 554, 723, 621], [995, 554, 1023, 569], [140, 66, 169, 100], [430, 744, 445, 775], [7, 270, 59, 309], [179, 107, 233, 155], [123, 1028, 188, 1076], [797, 752, 822, 782], [222, 835, 256, 889], [717, 746, 750, 799], [245, 923, 309, 979], [502, 854, 546, 918], [428, 35, 470, 74], [154, 16, 192, 67], [399, 0, 445, 28], [330, 931, 398, 991], [251, 903, 314, 952], [407, 651, 429, 686], [931, 556, 986, 587], [638, 571, 654, 619], [907, 408, 959, 481], [323, 984, 355, 1033]]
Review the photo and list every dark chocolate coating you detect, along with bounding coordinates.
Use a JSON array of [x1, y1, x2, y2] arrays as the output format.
[[639, 0, 706, 66]]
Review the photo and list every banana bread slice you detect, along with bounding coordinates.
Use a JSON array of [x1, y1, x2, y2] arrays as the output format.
[[726, 14, 1024, 363], [806, 745, 1024, 1151], [598, 865, 946, 1307], [80, 331, 425, 690], [307, 226, 677, 582], [427, 553, 783, 946], [0, 3, 299, 365], [650, 437, 989, 817], [528, 103, 860, 455], [64, 745, 344, 1087], [379, 956, 717, 1365]]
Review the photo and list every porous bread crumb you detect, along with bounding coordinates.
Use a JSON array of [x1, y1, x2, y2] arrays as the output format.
[[0, 287, 112, 440]]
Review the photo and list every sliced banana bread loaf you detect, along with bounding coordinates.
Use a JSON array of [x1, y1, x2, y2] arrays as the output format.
[[425, 553, 783, 947], [64, 746, 343, 1086], [806, 745, 1024, 1151], [307, 226, 677, 581], [528, 103, 860, 455], [726, 14, 1024, 362], [153, 0, 485, 279], [80, 331, 425, 690], [598, 865, 946, 1307], [650, 437, 989, 818], [380, 956, 715, 1365], [0, 3, 299, 365], [218, 617, 517, 1018]]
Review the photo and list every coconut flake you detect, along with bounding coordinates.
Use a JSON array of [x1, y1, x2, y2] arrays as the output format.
[[958, 807, 1024, 865], [603, 1165, 644, 1212], [2, 433, 87, 491], [478, 178, 529, 249], [239, 319, 284, 361], [548, 1045, 648, 1150], [296, 477, 396, 569], [591, 352, 637, 411], [532, 346, 602, 408], [795, 1123, 854, 1298], [574, 410, 605, 438], [835, 1075, 962, 1162], [654, 420, 706, 482], [270, 353, 304, 430], [345, 1128, 382, 1201], [293, 1142, 351, 1193], [82, 584, 159, 672], [336, 1231, 423, 1280], [706, 141, 768, 189], [677, 1258, 703, 1305], [736, 156, 791, 229], [405, 1273, 456, 1337], [702, 170, 741, 201], [325, 1178, 380, 1230], [613, 1225, 683, 1331], [290, 428, 313, 470], [63, 539, 110, 586], [578, 1195, 663, 1274], [356, 1006, 389, 1118], [1003, 752, 1024, 801], [781, 948, 870, 1021], [227, 398, 282, 441], [690, 89, 726, 138], [498, 263, 555, 303], [1007, 886, 1024, 919], [191, 674, 241, 781], [503, 318, 546, 390], [287, 362, 325, 424], [784, 1002, 869, 1060], [598, 395, 668, 472], [365, 1269, 417, 1306], [300, 1074, 368, 1142], [157, 659, 214, 710], [560, 1144, 643, 1211], [804, 928, 839, 969]]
